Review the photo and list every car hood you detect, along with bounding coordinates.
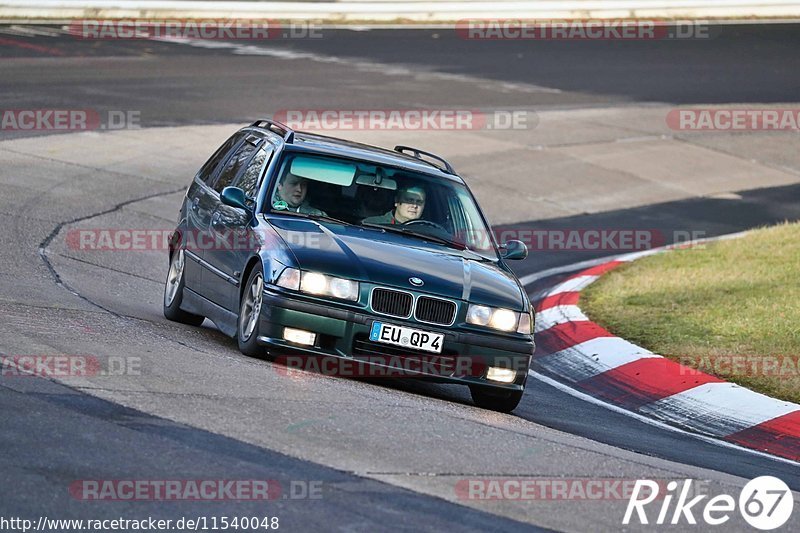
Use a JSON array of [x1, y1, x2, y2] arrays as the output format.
[[268, 217, 524, 310]]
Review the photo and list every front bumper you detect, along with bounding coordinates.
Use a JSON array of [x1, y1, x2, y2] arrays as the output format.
[[255, 288, 533, 391]]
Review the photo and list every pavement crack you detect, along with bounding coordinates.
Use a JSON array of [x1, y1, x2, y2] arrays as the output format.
[[28, 184, 225, 358], [38, 185, 184, 317]]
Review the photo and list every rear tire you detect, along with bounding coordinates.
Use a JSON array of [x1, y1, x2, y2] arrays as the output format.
[[237, 266, 266, 357], [163, 249, 205, 326], [470, 386, 524, 413]]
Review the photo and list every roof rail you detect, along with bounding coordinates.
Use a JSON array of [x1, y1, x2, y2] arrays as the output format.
[[250, 118, 295, 143], [394, 145, 455, 175]]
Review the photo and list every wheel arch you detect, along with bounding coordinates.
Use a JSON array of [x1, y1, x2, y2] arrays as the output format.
[[239, 255, 264, 304], [167, 230, 183, 262]]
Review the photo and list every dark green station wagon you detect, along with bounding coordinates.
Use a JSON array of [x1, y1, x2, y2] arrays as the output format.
[[164, 119, 534, 412]]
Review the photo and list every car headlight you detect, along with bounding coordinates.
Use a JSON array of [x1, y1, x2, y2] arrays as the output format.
[[276, 268, 359, 301], [300, 271, 328, 295], [467, 304, 519, 332], [329, 276, 358, 300]]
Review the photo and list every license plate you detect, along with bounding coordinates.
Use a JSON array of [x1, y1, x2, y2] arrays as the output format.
[[369, 321, 444, 354]]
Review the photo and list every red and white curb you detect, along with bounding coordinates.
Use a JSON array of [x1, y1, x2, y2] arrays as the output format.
[[530, 241, 800, 463]]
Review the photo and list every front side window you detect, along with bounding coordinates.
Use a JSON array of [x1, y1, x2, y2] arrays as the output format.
[[266, 152, 498, 259]]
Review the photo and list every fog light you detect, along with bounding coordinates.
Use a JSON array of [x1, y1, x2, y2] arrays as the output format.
[[487, 367, 516, 383], [283, 327, 316, 346]]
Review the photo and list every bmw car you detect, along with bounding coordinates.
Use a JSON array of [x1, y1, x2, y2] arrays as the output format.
[[164, 119, 534, 412]]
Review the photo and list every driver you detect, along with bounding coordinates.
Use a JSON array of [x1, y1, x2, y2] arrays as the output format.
[[362, 186, 426, 225], [273, 172, 327, 216]]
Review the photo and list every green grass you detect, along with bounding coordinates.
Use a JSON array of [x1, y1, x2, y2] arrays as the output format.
[[582, 222, 800, 404]]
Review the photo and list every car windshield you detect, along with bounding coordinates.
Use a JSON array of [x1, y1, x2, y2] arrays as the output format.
[[266, 152, 498, 260]]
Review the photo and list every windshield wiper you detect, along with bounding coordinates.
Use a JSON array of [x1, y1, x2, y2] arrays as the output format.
[[308, 213, 356, 226], [361, 222, 471, 251], [272, 210, 355, 227]]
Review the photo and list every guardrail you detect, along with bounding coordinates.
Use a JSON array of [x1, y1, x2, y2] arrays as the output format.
[[1, 0, 800, 21]]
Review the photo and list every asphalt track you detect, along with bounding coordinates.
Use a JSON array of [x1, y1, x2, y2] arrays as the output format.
[[1, 24, 799, 531], [2, 23, 800, 135]]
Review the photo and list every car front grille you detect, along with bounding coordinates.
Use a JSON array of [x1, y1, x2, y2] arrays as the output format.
[[371, 287, 458, 326], [415, 296, 457, 326], [370, 288, 413, 318]]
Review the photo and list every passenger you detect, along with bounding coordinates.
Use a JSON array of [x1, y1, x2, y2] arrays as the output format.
[[273, 172, 327, 216], [362, 186, 426, 225], [356, 184, 394, 219]]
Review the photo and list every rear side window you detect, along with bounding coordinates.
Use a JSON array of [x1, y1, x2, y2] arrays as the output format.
[[234, 144, 275, 198], [212, 140, 259, 193], [196, 132, 246, 185]]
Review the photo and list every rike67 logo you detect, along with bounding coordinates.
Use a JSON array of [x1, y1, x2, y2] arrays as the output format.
[[624, 477, 794, 530]]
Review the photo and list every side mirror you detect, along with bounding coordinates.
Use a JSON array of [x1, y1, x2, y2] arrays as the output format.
[[221, 186, 252, 214], [500, 239, 528, 260]]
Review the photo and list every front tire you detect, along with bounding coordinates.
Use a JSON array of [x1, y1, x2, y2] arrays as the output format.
[[237, 267, 266, 357], [163, 248, 205, 326], [470, 386, 524, 413]]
